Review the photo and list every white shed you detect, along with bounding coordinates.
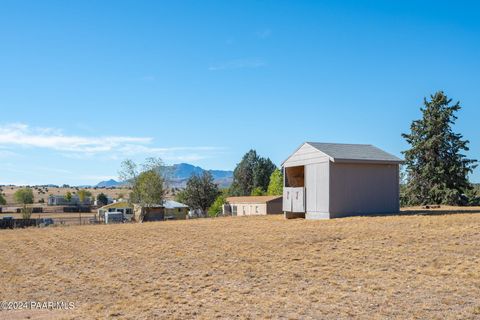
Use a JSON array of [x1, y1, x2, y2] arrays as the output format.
[[282, 142, 403, 219]]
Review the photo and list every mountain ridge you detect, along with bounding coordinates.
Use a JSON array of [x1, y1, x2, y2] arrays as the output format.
[[95, 163, 233, 188]]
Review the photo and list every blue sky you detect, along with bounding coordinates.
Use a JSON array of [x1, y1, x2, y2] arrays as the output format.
[[0, 0, 479, 185]]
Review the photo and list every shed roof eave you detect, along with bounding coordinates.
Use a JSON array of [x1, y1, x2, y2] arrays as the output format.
[[98, 201, 131, 209], [332, 158, 404, 165], [226, 195, 283, 204]]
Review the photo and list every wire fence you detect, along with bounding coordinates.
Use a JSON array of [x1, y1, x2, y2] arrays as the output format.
[[50, 216, 97, 226], [0, 216, 100, 229], [0, 205, 98, 214]]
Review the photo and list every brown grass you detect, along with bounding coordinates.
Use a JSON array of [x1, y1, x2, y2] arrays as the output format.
[[1, 212, 480, 319]]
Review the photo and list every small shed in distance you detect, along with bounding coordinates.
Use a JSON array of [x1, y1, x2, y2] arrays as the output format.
[[224, 196, 283, 216], [282, 142, 403, 219], [98, 200, 189, 223], [134, 200, 189, 222]]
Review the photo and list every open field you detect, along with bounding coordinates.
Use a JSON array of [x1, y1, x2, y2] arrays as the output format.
[[0, 186, 131, 205], [1, 211, 480, 319]]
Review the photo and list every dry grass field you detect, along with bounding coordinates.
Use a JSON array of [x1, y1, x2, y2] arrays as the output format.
[[1, 211, 480, 319]]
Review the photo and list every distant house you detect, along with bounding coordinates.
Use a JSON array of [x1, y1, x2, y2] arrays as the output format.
[[134, 200, 189, 222], [163, 200, 190, 220], [97, 201, 134, 222], [98, 200, 189, 223], [282, 142, 403, 219], [48, 195, 92, 206], [224, 196, 283, 216]]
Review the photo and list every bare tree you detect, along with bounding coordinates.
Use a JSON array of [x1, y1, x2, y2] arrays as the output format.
[[119, 158, 167, 221]]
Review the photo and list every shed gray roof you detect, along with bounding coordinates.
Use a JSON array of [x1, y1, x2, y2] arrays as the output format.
[[163, 200, 189, 209], [306, 142, 403, 164]]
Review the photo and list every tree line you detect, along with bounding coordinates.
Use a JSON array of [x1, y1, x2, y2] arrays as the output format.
[[118, 150, 284, 218], [0, 187, 112, 211], [1, 90, 476, 214]]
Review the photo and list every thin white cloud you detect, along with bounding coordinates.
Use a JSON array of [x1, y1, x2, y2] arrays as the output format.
[[0, 123, 150, 153], [0, 123, 223, 159], [208, 58, 267, 71]]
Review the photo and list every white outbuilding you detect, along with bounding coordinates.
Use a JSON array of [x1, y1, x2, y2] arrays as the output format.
[[282, 142, 403, 219]]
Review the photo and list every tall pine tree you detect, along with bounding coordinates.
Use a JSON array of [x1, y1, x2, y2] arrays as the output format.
[[402, 91, 477, 205], [230, 150, 277, 196]]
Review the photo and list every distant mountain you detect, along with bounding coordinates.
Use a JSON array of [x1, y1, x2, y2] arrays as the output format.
[[94, 163, 233, 189], [96, 179, 122, 188], [166, 163, 233, 188]]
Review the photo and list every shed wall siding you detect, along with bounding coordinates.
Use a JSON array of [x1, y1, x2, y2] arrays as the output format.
[[165, 208, 188, 220], [305, 162, 330, 219], [266, 199, 283, 214], [329, 163, 399, 217], [284, 143, 329, 167], [233, 203, 268, 216]]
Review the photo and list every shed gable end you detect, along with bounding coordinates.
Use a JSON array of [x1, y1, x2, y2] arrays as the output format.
[[283, 143, 331, 167]]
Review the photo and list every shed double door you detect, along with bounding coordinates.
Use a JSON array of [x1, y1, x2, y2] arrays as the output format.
[[283, 187, 305, 212]]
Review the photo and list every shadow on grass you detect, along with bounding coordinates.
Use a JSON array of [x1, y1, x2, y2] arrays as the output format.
[[398, 208, 480, 216], [327, 208, 480, 219], [285, 208, 480, 219]]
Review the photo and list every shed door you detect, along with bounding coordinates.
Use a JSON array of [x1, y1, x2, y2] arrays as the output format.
[[283, 188, 293, 211], [283, 187, 305, 212], [292, 188, 305, 212]]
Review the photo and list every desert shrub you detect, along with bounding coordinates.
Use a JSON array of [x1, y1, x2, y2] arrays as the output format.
[[21, 204, 32, 219], [14, 188, 34, 204], [208, 194, 227, 217]]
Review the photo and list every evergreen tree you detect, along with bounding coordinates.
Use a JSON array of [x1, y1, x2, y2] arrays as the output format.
[[182, 172, 219, 214], [230, 150, 276, 196], [253, 157, 277, 192], [401, 91, 477, 205], [96, 193, 109, 206], [230, 150, 258, 196]]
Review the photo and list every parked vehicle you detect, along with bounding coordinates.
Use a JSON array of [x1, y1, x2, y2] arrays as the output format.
[[37, 218, 54, 227], [104, 211, 124, 224], [0, 216, 14, 229]]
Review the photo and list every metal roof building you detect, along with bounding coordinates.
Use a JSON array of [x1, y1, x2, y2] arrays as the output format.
[[282, 142, 403, 219]]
